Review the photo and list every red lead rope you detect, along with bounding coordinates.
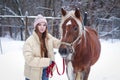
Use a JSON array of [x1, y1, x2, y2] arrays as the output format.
[[46, 58, 65, 78]]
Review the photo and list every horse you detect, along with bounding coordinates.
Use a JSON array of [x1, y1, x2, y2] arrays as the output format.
[[58, 8, 101, 80]]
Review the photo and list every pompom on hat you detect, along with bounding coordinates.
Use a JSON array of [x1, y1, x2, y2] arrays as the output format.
[[34, 14, 47, 28]]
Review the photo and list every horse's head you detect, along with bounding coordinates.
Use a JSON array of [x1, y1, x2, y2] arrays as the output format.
[[59, 8, 84, 58]]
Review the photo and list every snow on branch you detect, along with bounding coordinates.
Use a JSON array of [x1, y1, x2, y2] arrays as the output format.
[[0, 15, 61, 19], [100, 27, 119, 37], [36, 6, 53, 11], [4, 6, 18, 16]]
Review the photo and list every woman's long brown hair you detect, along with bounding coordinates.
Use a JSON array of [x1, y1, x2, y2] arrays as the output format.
[[35, 25, 48, 57]]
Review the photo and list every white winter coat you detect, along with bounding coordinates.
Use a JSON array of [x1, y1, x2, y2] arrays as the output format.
[[23, 31, 60, 80]]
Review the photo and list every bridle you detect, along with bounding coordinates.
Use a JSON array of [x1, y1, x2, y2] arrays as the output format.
[[60, 34, 82, 54]]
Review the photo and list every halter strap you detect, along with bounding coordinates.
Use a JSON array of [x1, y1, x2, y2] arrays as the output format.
[[61, 34, 81, 46], [60, 34, 81, 54]]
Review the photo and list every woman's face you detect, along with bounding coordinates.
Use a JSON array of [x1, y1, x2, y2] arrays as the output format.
[[37, 22, 47, 33]]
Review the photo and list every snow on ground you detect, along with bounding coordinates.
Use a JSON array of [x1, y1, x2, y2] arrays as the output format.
[[0, 38, 24, 80], [0, 37, 120, 80], [89, 39, 120, 80]]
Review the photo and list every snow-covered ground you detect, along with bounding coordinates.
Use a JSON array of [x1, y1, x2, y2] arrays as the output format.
[[0, 37, 120, 80]]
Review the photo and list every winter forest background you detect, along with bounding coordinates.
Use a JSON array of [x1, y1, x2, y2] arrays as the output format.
[[0, 0, 120, 80], [0, 0, 120, 40]]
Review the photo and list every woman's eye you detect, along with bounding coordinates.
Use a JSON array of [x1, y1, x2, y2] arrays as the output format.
[[38, 23, 41, 26], [43, 24, 46, 26]]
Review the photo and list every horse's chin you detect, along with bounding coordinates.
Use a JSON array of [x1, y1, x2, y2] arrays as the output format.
[[61, 54, 67, 58]]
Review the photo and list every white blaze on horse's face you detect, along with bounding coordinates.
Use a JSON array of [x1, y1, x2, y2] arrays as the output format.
[[64, 20, 72, 39], [66, 20, 72, 26], [64, 30, 68, 40]]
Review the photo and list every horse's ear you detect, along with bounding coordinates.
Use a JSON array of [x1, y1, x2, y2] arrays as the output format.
[[75, 8, 80, 18], [61, 8, 67, 16]]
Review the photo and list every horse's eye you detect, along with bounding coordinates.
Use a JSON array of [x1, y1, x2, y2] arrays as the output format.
[[74, 26, 78, 31]]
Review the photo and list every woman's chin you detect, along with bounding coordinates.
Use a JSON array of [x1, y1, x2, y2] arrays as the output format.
[[39, 30, 45, 33]]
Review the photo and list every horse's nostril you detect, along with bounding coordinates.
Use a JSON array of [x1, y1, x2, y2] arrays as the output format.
[[63, 48, 67, 53], [59, 48, 67, 54]]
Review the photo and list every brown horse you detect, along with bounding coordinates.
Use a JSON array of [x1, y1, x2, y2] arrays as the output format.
[[59, 8, 101, 80]]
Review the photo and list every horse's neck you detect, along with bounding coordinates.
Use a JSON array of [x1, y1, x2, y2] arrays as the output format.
[[77, 28, 87, 45]]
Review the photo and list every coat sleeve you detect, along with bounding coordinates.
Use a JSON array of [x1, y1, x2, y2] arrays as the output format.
[[23, 40, 50, 68], [51, 35, 61, 48]]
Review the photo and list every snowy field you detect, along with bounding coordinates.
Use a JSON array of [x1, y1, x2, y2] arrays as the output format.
[[0, 37, 120, 80]]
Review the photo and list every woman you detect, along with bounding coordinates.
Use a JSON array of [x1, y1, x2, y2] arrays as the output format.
[[23, 14, 60, 80]]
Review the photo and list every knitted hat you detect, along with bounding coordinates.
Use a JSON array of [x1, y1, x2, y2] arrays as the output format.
[[34, 14, 47, 28]]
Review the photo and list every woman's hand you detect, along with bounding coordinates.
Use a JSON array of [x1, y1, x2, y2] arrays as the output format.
[[46, 61, 56, 77]]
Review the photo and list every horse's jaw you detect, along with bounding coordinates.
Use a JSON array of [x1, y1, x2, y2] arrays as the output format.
[[66, 54, 73, 61]]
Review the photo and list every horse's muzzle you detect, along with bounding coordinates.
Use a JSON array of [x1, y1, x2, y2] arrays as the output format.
[[59, 47, 68, 57]]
